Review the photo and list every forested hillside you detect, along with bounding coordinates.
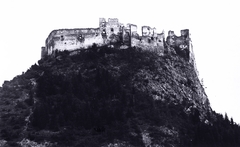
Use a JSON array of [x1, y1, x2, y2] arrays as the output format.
[[0, 46, 240, 147]]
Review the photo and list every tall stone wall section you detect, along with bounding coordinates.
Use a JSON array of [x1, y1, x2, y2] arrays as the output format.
[[41, 18, 193, 62], [133, 26, 165, 54], [41, 18, 166, 58], [44, 28, 104, 56], [166, 29, 190, 60]]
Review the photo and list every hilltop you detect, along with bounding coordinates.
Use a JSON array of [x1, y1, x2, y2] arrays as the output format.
[[0, 45, 240, 147]]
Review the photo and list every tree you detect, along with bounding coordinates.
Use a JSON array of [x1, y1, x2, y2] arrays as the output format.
[[224, 113, 230, 123], [230, 117, 234, 125]]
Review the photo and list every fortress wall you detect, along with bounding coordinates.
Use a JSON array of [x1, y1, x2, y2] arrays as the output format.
[[166, 30, 190, 60], [181, 29, 189, 38], [127, 24, 138, 33], [42, 18, 192, 61], [53, 28, 100, 37], [188, 34, 197, 70], [122, 28, 131, 45], [167, 29, 190, 49], [140, 36, 156, 45], [142, 26, 151, 36], [46, 28, 104, 52], [46, 30, 58, 44], [131, 37, 140, 47], [153, 28, 157, 37], [45, 19, 165, 54], [81, 35, 104, 47], [174, 36, 186, 47], [166, 30, 175, 46], [53, 35, 78, 51], [168, 30, 175, 36], [142, 26, 155, 39], [129, 24, 139, 47], [132, 36, 164, 54], [157, 33, 164, 47], [99, 18, 107, 37], [105, 18, 121, 38], [48, 46, 53, 55], [189, 41, 195, 63], [53, 34, 104, 51], [41, 47, 48, 58]]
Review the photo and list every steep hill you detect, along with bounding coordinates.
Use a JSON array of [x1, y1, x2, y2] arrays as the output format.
[[0, 45, 240, 147]]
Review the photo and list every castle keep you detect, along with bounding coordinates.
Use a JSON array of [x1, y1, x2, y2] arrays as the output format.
[[41, 18, 193, 61]]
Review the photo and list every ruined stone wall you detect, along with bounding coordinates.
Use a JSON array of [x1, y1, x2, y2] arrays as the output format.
[[156, 33, 165, 49], [45, 28, 105, 54], [166, 29, 190, 60], [42, 18, 193, 61], [132, 26, 164, 53], [41, 47, 47, 58], [43, 18, 123, 57], [128, 24, 139, 47], [134, 38, 164, 54], [43, 18, 167, 57], [99, 18, 123, 45], [168, 31, 175, 37], [167, 29, 190, 48], [106, 18, 121, 37], [122, 27, 131, 45], [181, 29, 189, 37], [99, 18, 107, 38], [127, 24, 137, 33], [153, 28, 157, 37], [53, 28, 103, 51], [188, 35, 198, 76], [142, 26, 154, 37]]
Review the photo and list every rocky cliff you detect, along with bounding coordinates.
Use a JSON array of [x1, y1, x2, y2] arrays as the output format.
[[0, 45, 240, 147]]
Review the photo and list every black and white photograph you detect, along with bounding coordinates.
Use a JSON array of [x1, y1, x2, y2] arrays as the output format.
[[0, 0, 240, 146]]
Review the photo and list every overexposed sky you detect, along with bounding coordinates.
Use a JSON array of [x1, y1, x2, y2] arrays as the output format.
[[0, 0, 240, 124]]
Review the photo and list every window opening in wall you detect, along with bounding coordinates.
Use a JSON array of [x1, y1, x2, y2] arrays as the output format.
[[148, 38, 151, 43], [78, 34, 85, 43], [111, 28, 114, 32], [102, 22, 105, 27], [151, 37, 154, 40], [61, 35, 64, 41], [102, 29, 106, 35]]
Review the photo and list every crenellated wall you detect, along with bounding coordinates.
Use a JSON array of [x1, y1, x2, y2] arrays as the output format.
[[42, 18, 192, 62], [42, 18, 167, 58], [142, 26, 154, 37], [166, 29, 191, 60], [99, 18, 122, 43]]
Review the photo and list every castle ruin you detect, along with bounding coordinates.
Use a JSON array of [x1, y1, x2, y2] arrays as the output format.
[[41, 18, 193, 62]]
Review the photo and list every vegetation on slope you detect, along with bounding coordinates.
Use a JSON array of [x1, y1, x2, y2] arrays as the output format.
[[0, 45, 240, 147]]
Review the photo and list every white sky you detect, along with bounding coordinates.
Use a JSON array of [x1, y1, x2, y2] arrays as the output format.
[[0, 0, 240, 124]]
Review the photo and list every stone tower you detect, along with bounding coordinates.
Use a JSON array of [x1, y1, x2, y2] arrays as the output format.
[[99, 18, 107, 39]]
